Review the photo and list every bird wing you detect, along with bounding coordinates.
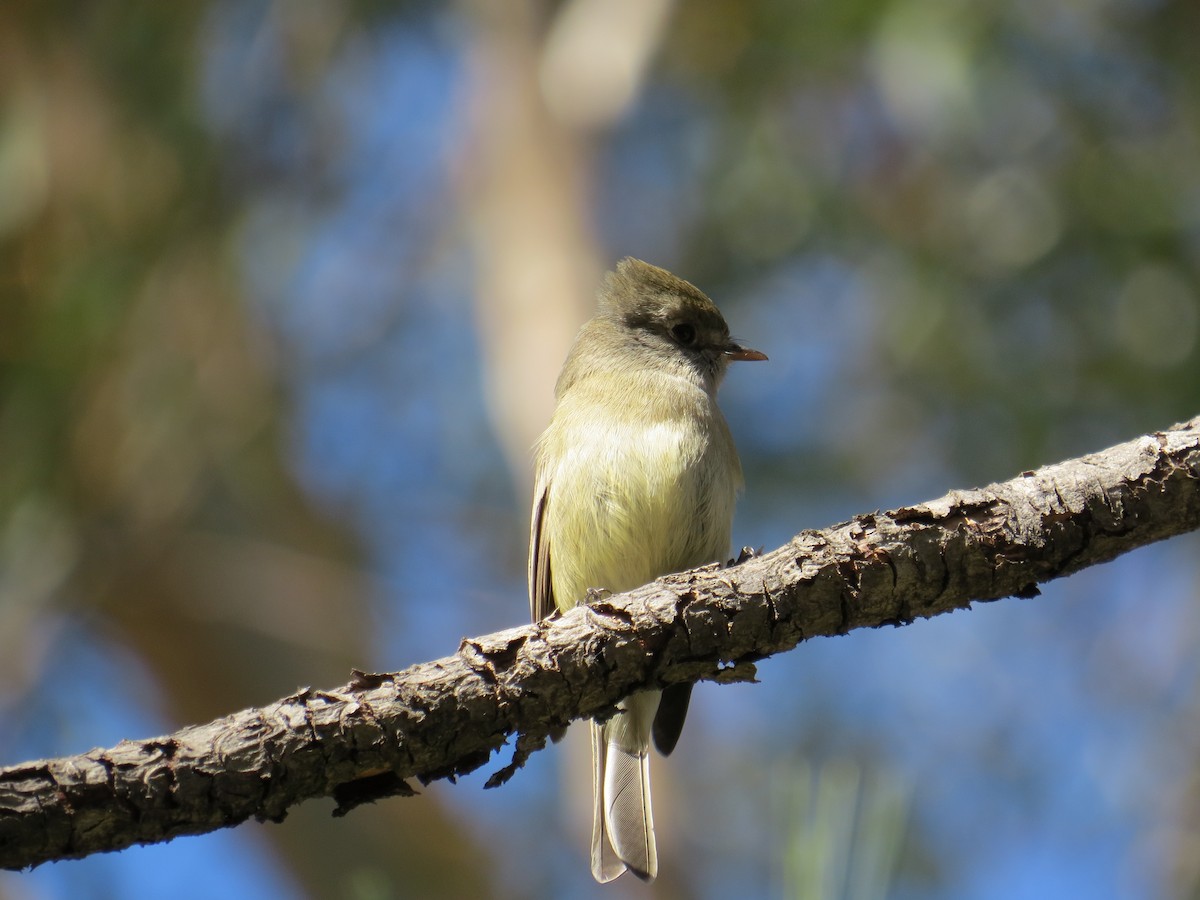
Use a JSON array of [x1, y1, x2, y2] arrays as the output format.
[[528, 478, 556, 623]]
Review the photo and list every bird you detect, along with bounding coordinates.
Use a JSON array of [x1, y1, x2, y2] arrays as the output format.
[[528, 257, 765, 882]]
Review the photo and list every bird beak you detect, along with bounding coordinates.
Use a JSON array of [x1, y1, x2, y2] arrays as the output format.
[[724, 342, 768, 362]]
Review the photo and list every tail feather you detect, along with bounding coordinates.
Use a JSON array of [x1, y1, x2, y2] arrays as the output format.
[[603, 741, 656, 881], [589, 694, 660, 883], [590, 723, 626, 883]]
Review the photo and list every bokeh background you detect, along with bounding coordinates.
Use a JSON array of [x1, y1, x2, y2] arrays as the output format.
[[3, 1, 1200, 898]]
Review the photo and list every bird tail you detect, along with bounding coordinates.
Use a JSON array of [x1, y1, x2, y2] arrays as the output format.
[[590, 693, 659, 883]]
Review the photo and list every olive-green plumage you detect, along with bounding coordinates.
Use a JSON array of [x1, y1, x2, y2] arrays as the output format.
[[528, 258, 765, 883]]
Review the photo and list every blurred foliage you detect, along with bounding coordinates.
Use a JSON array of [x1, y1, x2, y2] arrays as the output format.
[[0, 2, 490, 898], [663, 0, 1200, 488], [779, 758, 912, 900], [2, 0, 1200, 898]]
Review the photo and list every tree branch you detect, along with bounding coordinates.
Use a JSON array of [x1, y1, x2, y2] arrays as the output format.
[[3, 416, 1199, 870]]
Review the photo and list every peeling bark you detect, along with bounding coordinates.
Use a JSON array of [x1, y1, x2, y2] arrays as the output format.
[[2, 416, 1199, 870]]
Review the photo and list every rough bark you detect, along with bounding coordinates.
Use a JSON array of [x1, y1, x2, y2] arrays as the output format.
[[3, 416, 1199, 871]]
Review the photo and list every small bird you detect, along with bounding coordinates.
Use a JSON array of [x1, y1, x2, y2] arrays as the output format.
[[528, 258, 765, 882]]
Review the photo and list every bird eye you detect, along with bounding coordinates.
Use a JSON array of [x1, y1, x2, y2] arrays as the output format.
[[670, 323, 696, 346]]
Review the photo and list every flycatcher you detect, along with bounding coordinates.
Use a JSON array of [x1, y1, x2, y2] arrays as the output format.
[[528, 257, 765, 882]]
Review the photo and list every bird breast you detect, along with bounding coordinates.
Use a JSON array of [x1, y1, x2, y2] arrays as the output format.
[[538, 371, 741, 609]]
